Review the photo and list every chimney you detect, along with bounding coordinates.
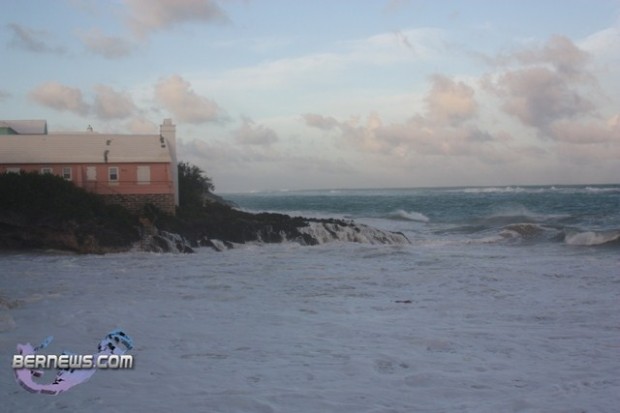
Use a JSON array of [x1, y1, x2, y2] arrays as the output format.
[[160, 119, 179, 206]]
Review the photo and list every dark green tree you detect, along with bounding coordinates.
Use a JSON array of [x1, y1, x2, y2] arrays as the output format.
[[177, 162, 214, 209]]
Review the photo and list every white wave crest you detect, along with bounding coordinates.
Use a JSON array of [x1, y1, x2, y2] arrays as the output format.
[[387, 209, 430, 222], [298, 222, 410, 245], [461, 186, 526, 194], [564, 230, 620, 246], [585, 186, 620, 193]]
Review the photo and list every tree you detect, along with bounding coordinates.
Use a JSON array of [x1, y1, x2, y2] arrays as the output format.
[[177, 162, 214, 209]]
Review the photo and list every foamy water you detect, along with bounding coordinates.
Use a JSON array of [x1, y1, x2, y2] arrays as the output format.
[[1, 185, 619, 412]]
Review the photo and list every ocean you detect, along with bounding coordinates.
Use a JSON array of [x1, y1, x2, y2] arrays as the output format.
[[227, 184, 620, 248], [1, 185, 618, 412]]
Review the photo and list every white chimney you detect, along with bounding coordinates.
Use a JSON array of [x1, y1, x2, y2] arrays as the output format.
[[160, 119, 179, 206]]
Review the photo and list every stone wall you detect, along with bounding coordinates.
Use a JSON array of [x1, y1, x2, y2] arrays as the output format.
[[102, 193, 176, 215]]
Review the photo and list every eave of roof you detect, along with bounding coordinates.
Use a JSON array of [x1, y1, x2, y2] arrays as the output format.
[[0, 133, 172, 164]]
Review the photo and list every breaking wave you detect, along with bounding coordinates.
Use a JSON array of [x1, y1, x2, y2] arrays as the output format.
[[460, 186, 528, 194], [452, 185, 620, 195], [564, 230, 620, 246], [386, 210, 430, 222], [298, 222, 410, 245], [585, 186, 620, 194]]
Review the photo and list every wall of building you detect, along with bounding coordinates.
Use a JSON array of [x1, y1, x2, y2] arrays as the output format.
[[101, 193, 176, 215], [0, 162, 176, 215], [0, 162, 174, 195]]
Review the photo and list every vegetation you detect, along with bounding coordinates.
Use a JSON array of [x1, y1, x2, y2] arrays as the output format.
[[177, 161, 214, 212], [0, 163, 321, 253], [0, 171, 140, 250]]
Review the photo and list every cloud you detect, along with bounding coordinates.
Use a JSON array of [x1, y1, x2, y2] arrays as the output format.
[[304, 74, 507, 164], [514, 35, 589, 78], [29, 82, 90, 115], [93, 85, 137, 119], [484, 35, 616, 145], [6, 23, 65, 54], [125, 0, 229, 38], [425, 74, 477, 125], [303, 75, 510, 163], [234, 117, 279, 146], [211, 28, 445, 92], [155, 75, 227, 124], [79, 28, 135, 59], [177, 137, 356, 191], [384, 0, 411, 13], [578, 27, 620, 59], [301, 114, 340, 131], [549, 119, 618, 144], [492, 66, 595, 130], [125, 116, 158, 134], [0, 90, 10, 101]]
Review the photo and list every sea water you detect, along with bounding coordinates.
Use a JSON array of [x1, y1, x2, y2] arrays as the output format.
[[0, 185, 618, 412]]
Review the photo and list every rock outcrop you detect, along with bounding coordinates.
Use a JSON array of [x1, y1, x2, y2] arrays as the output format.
[[152, 202, 410, 251], [0, 172, 409, 254]]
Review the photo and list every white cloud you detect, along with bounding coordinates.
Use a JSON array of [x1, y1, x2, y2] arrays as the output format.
[[155, 75, 227, 124], [425, 74, 478, 125], [29, 82, 90, 115], [126, 116, 158, 134], [208, 28, 445, 92], [578, 28, 620, 59], [233, 117, 279, 146], [93, 85, 137, 119]]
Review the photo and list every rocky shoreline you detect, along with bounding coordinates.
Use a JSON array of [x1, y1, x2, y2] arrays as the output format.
[[0, 201, 410, 254], [139, 201, 410, 253]]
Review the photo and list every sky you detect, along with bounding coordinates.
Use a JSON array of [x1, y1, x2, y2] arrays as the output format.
[[1, 0, 619, 192]]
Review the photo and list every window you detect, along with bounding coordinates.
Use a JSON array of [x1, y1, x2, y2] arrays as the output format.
[[6, 167, 20, 174], [86, 166, 97, 181], [137, 166, 150, 185], [41, 167, 53, 174], [62, 167, 72, 180], [108, 167, 119, 182]]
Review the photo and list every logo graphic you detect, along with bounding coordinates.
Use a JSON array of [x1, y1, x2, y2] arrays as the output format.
[[13, 329, 133, 395]]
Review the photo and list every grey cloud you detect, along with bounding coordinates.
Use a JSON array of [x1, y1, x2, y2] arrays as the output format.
[[234, 117, 279, 146], [302, 113, 340, 130], [80, 29, 135, 59], [494, 66, 595, 131], [549, 120, 616, 144], [7, 23, 65, 54], [485, 36, 608, 142], [514, 35, 589, 78], [125, 0, 230, 38]]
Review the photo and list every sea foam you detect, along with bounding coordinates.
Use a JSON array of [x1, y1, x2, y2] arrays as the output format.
[[564, 230, 620, 246]]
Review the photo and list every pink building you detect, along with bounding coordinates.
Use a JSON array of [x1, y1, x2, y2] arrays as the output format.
[[0, 119, 179, 215]]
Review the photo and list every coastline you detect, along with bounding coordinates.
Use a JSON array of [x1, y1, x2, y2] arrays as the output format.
[[0, 195, 410, 255]]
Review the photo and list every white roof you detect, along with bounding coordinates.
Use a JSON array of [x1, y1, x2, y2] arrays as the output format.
[[0, 133, 172, 164], [0, 120, 47, 134]]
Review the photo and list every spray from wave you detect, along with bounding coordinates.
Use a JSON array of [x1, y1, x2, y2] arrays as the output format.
[[564, 230, 620, 246], [386, 210, 430, 222]]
